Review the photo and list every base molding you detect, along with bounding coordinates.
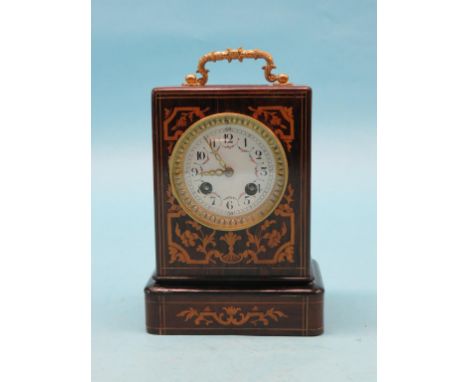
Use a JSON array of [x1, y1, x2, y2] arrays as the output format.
[[144, 260, 324, 336]]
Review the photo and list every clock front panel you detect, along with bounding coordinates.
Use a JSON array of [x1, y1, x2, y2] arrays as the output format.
[[152, 86, 311, 282]]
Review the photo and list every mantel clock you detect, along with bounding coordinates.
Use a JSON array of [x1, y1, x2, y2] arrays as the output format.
[[144, 48, 324, 336]]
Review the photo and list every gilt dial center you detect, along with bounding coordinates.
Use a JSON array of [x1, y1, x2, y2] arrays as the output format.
[[224, 167, 234, 177]]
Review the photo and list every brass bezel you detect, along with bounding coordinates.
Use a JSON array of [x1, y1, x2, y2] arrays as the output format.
[[169, 112, 289, 231]]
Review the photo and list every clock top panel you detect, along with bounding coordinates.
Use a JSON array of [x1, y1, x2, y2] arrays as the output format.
[[152, 85, 312, 282], [152, 84, 312, 95]]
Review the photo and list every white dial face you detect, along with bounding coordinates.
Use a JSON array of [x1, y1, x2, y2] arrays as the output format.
[[170, 113, 288, 231], [185, 124, 275, 217]]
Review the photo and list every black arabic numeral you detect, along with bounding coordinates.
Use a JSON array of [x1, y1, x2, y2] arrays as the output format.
[[196, 151, 206, 161], [208, 138, 218, 150], [224, 133, 234, 144]]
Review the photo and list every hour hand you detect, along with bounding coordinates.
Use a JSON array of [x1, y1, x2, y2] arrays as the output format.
[[203, 137, 228, 170], [200, 168, 225, 176]]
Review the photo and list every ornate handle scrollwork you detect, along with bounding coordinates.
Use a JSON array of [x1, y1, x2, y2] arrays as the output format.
[[184, 48, 290, 86]]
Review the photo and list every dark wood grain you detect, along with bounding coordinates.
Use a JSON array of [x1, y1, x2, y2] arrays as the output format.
[[152, 85, 312, 282]]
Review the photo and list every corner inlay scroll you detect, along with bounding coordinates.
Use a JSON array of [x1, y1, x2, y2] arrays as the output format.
[[248, 106, 295, 152], [163, 106, 210, 154]]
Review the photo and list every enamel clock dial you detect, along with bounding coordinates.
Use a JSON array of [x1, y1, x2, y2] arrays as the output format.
[[169, 112, 288, 231]]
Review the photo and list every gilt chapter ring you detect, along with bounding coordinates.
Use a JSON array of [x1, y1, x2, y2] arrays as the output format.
[[168, 112, 289, 231]]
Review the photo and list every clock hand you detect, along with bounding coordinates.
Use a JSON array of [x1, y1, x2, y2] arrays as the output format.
[[203, 137, 228, 170], [201, 168, 225, 176], [200, 167, 235, 177], [200, 167, 234, 177]]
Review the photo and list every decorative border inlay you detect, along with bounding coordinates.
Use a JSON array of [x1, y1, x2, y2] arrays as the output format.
[[160, 104, 299, 269]]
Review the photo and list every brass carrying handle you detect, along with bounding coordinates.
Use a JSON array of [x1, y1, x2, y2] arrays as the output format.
[[184, 48, 290, 86]]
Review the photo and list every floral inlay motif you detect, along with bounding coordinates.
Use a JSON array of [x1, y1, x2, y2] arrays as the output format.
[[167, 184, 295, 265], [177, 306, 288, 326]]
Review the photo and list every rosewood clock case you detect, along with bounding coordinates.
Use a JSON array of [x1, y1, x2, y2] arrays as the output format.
[[145, 48, 324, 336]]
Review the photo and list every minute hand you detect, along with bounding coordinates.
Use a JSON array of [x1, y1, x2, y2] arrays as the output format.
[[204, 137, 227, 170]]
